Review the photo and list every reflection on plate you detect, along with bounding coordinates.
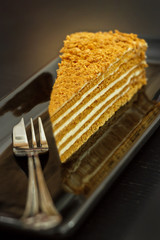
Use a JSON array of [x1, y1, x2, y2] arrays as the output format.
[[62, 90, 160, 196], [0, 60, 160, 238]]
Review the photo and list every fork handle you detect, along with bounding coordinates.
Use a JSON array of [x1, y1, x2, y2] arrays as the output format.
[[22, 156, 39, 218], [21, 154, 62, 229], [34, 154, 60, 216]]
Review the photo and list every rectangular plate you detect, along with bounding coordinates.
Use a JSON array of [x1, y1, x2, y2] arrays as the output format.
[[0, 58, 160, 238]]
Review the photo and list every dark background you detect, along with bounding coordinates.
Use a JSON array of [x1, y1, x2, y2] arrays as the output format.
[[1, 0, 160, 239], [1, 0, 160, 99]]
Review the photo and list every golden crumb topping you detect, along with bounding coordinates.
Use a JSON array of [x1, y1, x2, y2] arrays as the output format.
[[49, 30, 147, 114]]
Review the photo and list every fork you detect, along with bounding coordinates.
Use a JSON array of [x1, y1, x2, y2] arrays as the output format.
[[13, 117, 62, 230]]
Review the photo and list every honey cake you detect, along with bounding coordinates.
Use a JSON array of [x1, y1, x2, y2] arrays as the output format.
[[49, 30, 148, 163]]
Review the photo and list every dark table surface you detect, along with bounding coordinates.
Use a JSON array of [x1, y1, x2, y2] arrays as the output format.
[[1, 1, 160, 239]]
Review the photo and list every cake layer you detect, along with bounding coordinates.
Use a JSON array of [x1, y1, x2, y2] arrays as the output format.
[[59, 77, 145, 162], [58, 69, 144, 147], [53, 61, 146, 137], [56, 70, 146, 162]]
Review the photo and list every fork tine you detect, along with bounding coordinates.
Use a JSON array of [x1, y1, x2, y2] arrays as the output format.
[[38, 117, 49, 149], [30, 118, 37, 148], [13, 118, 29, 149]]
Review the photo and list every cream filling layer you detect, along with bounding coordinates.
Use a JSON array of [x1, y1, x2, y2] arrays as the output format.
[[54, 63, 143, 137], [58, 69, 143, 155]]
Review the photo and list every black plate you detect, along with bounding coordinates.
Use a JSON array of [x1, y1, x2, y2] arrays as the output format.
[[0, 56, 160, 238]]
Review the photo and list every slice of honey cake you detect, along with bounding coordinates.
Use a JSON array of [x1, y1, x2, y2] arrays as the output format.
[[49, 30, 148, 163]]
